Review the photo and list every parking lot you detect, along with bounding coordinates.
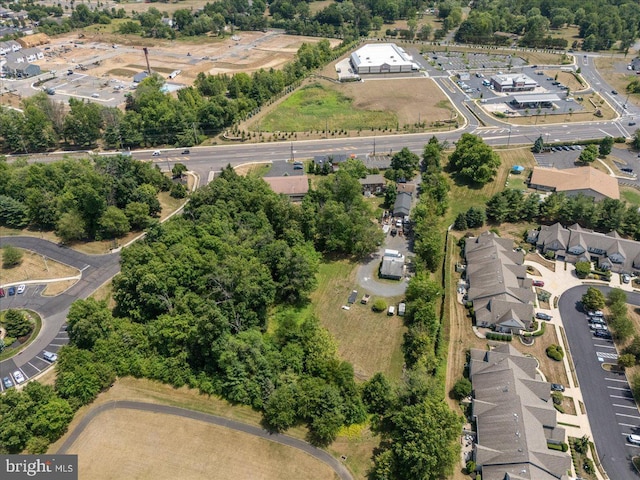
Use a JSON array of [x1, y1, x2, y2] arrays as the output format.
[[423, 51, 527, 73], [39, 71, 130, 108], [534, 146, 582, 168]]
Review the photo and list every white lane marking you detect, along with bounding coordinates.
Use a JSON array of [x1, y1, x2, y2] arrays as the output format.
[[616, 413, 640, 419], [613, 404, 639, 410]]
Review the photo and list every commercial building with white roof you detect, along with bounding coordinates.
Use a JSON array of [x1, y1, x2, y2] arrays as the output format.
[[349, 43, 418, 74]]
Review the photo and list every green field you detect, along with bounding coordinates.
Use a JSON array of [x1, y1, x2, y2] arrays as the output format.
[[622, 186, 640, 207], [257, 83, 397, 132]]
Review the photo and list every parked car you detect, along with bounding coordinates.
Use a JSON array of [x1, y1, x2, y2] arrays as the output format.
[[594, 330, 612, 339], [387, 305, 395, 316], [590, 323, 608, 331], [621, 168, 634, 174], [628, 434, 640, 445], [398, 302, 406, 316], [629, 121, 636, 126], [13, 371, 25, 384], [390, 228, 397, 237], [42, 351, 58, 362], [16, 284, 25, 294], [536, 312, 552, 320], [532, 280, 544, 287], [587, 310, 604, 317], [589, 317, 606, 325], [360, 294, 371, 305], [0, 288, 5, 297], [181, 149, 190, 154], [612, 90, 618, 95], [8, 286, 16, 296], [550, 383, 565, 392], [623, 274, 631, 284], [2, 377, 13, 389]]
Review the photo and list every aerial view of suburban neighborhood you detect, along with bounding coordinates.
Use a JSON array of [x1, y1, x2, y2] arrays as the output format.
[[4, 0, 640, 479]]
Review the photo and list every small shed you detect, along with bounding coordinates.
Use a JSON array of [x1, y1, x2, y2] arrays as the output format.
[[133, 71, 150, 83], [512, 165, 525, 174]]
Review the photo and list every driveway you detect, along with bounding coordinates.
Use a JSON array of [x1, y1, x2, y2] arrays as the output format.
[[56, 400, 353, 480]]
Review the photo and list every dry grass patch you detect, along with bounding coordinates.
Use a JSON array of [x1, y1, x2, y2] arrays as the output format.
[[63, 409, 338, 480], [310, 259, 406, 382], [541, 70, 585, 92], [0, 249, 79, 284], [233, 162, 272, 176], [42, 280, 78, 296], [419, 45, 567, 66], [595, 57, 638, 107]]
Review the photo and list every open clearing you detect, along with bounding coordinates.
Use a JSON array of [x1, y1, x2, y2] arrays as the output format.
[[43, 30, 340, 85], [595, 57, 639, 108], [250, 77, 453, 133], [0, 248, 79, 285], [310, 259, 406, 382], [63, 408, 338, 480]]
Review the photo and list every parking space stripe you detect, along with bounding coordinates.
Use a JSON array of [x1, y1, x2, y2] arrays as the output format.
[[594, 344, 616, 349], [616, 413, 640, 419], [614, 404, 640, 410], [611, 395, 633, 399], [608, 386, 630, 391], [27, 361, 41, 372], [605, 378, 628, 383], [619, 423, 637, 428], [627, 443, 640, 448], [49, 343, 65, 347]]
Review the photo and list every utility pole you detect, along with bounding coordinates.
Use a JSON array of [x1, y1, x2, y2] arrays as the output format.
[[507, 125, 512, 147], [290, 142, 294, 162]]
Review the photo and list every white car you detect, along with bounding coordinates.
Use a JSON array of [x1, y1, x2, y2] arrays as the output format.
[[152, 150, 161, 156], [629, 434, 640, 445], [16, 284, 26, 294], [13, 371, 25, 384], [43, 351, 58, 362]]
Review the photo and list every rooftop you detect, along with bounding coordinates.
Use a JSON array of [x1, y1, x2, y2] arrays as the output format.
[[511, 93, 561, 103], [263, 175, 309, 196], [530, 166, 619, 200], [350, 43, 414, 68]]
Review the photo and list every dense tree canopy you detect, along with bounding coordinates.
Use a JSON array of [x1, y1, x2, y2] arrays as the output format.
[[448, 134, 501, 185]]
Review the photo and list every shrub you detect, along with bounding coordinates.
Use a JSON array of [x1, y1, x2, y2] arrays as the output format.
[[2, 245, 23, 268], [532, 322, 546, 337], [551, 391, 563, 405], [486, 332, 512, 342], [546, 344, 564, 361], [452, 378, 472, 400], [544, 250, 556, 260], [372, 299, 387, 312], [465, 460, 476, 474], [575, 261, 591, 279]]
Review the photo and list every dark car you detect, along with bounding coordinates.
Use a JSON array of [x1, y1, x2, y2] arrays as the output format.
[[536, 312, 552, 321], [390, 228, 398, 237], [181, 149, 190, 154], [629, 122, 637, 126], [2, 377, 12, 389], [594, 330, 612, 339], [621, 168, 634, 173], [532, 280, 544, 287], [551, 383, 565, 392], [612, 90, 618, 95], [8, 286, 16, 296]]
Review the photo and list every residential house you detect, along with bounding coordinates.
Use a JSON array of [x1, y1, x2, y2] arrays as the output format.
[[529, 166, 619, 200], [20, 47, 43, 62], [465, 232, 534, 333], [528, 222, 640, 274], [393, 191, 412, 217], [470, 344, 571, 480], [359, 174, 385, 195], [3, 60, 40, 77], [263, 175, 309, 202], [313, 154, 350, 173], [5, 50, 24, 63], [380, 249, 404, 280], [396, 183, 417, 195]]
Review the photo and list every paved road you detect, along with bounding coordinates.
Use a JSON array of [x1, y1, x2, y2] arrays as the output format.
[[56, 400, 353, 480], [0, 237, 120, 390], [559, 286, 640, 480]]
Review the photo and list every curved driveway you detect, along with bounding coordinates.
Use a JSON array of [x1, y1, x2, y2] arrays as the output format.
[[0, 237, 120, 389], [56, 400, 353, 480], [559, 285, 640, 480]]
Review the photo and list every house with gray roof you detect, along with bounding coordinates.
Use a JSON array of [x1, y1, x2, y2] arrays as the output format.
[[465, 232, 534, 333], [393, 191, 412, 217], [380, 250, 404, 280], [528, 222, 640, 274], [359, 174, 385, 195], [470, 344, 571, 480]]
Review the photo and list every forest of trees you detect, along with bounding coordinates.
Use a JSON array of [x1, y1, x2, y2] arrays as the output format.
[[485, 189, 640, 239], [0, 41, 335, 154], [0, 155, 172, 241], [456, 0, 640, 51]]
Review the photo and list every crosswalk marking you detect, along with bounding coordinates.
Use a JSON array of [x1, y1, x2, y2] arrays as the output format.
[[596, 351, 618, 360]]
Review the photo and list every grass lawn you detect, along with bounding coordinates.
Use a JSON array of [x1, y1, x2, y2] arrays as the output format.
[[61, 408, 338, 480], [621, 186, 640, 207], [310, 259, 406, 382], [258, 82, 398, 132], [0, 310, 42, 362], [0, 249, 79, 285], [595, 57, 639, 107]]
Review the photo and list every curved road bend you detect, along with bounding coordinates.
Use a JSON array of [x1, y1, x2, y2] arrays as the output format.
[[56, 400, 354, 480], [0, 237, 120, 384], [559, 286, 640, 480]]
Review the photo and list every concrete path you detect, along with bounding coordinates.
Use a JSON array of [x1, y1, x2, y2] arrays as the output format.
[[56, 400, 354, 480]]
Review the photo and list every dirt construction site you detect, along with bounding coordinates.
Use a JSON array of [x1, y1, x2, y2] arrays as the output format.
[[40, 31, 341, 85]]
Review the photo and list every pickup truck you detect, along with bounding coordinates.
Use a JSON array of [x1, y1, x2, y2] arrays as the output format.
[[361, 294, 371, 305]]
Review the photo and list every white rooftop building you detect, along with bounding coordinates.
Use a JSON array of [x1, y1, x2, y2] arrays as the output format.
[[350, 43, 418, 74]]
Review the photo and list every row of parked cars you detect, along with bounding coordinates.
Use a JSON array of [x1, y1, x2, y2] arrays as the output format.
[[587, 310, 612, 339], [0, 284, 26, 297], [2, 352, 57, 390]]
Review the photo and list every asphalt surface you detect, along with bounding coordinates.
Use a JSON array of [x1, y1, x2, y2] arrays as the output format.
[[56, 400, 353, 480], [559, 285, 640, 480], [0, 237, 120, 391]]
